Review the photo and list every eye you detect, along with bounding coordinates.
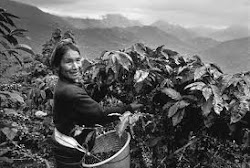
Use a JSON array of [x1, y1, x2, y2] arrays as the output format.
[[64, 59, 73, 63]]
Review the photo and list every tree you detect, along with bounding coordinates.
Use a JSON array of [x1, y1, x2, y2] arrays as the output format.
[[0, 7, 34, 66]]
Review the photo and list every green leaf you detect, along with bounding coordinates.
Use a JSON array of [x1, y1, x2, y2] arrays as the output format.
[[168, 102, 179, 118], [172, 108, 185, 126], [84, 130, 96, 149], [194, 66, 207, 80], [165, 65, 173, 74], [162, 101, 175, 111], [40, 90, 46, 100], [178, 100, 190, 109], [210, 63, 223, 73], [168, 100, 189, 118], [0, 13, 8, 23], [2, 13, 16, 27], [184, 82, 206, 91], [202, 86, 212, 101], [243, 75, 250, 88], [116, 111, 132, 137], [134, 82, 144, 93], [0, 27, 5, 35], [161, 88, 182, 100], [201, 96, 213, 116], [0, 40, 10, 49], [14, 44, 34, 55], [230, 100, 249, 123], [177, 66, 189, 75], [190, 55, 202, 64], [132, 43, 147, 58], [3, 12, 19, 19], [10, 28, 27, 36], [3, 34, 18, 45], [211, 85, 223, 115], [160, 78, 174, 88], [1, 127, 18, 140], [0, 22, 11, 33], [0, 91, 24, 104], [134, 69, 149, 83], [113, 51, 132, 71]]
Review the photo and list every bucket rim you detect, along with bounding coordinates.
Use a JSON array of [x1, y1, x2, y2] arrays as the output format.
[[81, 130, 131, 167]]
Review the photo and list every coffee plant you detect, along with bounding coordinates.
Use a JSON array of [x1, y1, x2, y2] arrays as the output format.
[[83, 43, 250, 167]]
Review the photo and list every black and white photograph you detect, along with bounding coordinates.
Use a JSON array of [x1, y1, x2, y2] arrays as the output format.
[[0, 0, 249, 167]]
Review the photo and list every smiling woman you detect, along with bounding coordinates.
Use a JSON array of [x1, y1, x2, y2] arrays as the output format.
[[59, 49, 83, 81], [50, 39, 143, 168]]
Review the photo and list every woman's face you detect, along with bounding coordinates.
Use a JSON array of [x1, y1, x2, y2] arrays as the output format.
[[60, 49, 83, 81]]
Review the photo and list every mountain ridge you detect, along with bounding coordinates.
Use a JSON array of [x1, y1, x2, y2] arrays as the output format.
[[200, 37, 250, 74], [1, 0, 249, 74]]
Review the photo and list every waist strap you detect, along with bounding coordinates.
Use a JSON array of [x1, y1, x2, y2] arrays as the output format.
[[53, 128, 90, 154]]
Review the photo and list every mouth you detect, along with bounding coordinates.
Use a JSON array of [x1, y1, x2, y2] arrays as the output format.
[[70, 71, 81, 77]]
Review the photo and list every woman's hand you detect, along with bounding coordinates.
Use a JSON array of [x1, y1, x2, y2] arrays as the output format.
[[130, 101, 143, 111]]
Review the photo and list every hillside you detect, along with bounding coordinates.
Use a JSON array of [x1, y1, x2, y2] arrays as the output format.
[[200, 37, 250, 74], [73, 26, 195, 58], [209, 25, 249, 41], [125, 26, 195, 54], [188, 37, 220, 51], [1, 0, 249, 75], [0, 0, 195, 58], [151, 20, 197, 40], [0, 0, 71, 53]]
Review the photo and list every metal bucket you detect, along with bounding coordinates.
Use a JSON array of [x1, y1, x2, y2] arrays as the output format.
[[82, 130, 131, 168]]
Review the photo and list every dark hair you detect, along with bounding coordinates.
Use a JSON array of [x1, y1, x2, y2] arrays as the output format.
[[50, 40, 81, 68]]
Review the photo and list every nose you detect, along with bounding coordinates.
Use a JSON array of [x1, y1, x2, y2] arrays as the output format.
[[72, 61, 80, 70]]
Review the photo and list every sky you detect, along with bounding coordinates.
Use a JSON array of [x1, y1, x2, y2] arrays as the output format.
[[12, 0, 250, 28]]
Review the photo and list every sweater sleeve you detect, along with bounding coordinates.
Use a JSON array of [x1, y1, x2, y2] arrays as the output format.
[[72, 86, 131, 125]]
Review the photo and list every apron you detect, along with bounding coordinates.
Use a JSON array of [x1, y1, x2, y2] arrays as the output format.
[[52, 128, 95, 168]]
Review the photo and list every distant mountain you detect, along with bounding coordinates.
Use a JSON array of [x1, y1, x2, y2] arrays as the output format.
[[1, 0, 249, 77], [150, 21, 223, 52], [151, 20, 197, 40], [187, 26, 219, 38], [188, 37, 220, 51], [64, 14, 142, 29], [73, 27, 138, 57], [1, 0, 195, 58], [73, 26, 195, 58], [200, 37, 250, 74], [124, 26, 195, 54], [209, 25, 249, 41], [0, 0, 71, 53]]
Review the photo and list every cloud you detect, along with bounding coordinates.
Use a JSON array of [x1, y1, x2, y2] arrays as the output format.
[[11, 0, 249, 27]]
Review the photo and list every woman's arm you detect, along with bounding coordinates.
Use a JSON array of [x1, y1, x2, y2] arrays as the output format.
[[72, 86, 131, 125]]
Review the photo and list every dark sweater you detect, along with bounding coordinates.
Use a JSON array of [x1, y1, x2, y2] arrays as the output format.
[[53, 77, 131, 136]]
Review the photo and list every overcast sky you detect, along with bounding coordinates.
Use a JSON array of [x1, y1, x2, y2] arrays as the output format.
[[12, 0, 250, 28]]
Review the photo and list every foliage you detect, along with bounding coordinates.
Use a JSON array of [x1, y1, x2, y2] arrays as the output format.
[[84, 43, 250, 167], [0, 7, 34, 67]]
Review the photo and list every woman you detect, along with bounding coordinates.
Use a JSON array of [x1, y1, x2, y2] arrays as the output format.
[[50, 40, 143, 168]]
